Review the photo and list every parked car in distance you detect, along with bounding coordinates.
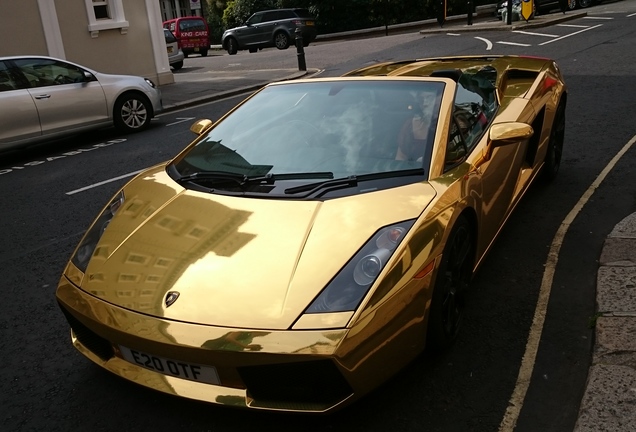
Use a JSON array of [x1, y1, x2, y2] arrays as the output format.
[[496, 0, 587, 19], [164, 28, 184, 70], [0, 55, 162, 151], [222, 8, 317, 55], [163, 16, 209, 57]]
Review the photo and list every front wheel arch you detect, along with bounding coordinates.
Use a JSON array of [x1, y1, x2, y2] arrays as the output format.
[[541, 94, 567, 182], [426, 211, 477, 352], [113, 91, 153, 132]]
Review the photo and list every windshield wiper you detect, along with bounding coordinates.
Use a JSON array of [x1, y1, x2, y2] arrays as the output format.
[[284, 168, 426, 195], [176, 171, 334, 187]]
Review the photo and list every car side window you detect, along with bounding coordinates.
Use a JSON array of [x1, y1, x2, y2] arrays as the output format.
[[14, 58, 86, 88], [262, 11, 281, 22], [247, 13, 263, 25], [445, 116, 468, 169], [453, 66, 498, 151], [0, 61, 19, 92]]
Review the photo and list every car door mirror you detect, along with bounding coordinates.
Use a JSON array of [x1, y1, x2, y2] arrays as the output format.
[[481, 122, 533, 161], [489, 122, 533, 146], [83, 71, 96, 82], [190, 119, 214, 135]]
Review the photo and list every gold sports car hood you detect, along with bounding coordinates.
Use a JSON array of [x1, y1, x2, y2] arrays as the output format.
[[80, 166, 436, 330]]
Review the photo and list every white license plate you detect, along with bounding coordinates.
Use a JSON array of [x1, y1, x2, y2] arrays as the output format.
[[119, 346, 220, 385]]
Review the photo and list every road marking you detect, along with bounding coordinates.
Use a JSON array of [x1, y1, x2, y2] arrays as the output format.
[[166, 117, 196, 126], [474, 36, 493, 50], [513, 30, 558, 38], [628, 12, 636, 17], [498, 133, 636, 432], [583, 16, 614, 20], [539, 24, 602, 46], [66, 170, 144, 195], [557, 23, 590, 28], [497, 41, 532, 47], [447, 33, 461, 36]]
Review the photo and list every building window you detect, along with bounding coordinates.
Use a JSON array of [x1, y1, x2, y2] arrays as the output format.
[[84, 0, 129, 37], [92, 0, 110, 19]]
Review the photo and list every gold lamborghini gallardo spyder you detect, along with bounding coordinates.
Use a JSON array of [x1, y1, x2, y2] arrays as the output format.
[[56, 55, 566, 413]]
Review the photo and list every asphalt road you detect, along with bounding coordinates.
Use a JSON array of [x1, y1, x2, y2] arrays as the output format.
[[1, 2, 636, 431]]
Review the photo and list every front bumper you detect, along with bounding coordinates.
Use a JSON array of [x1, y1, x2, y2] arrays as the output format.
[[56, 275, 355, 413]]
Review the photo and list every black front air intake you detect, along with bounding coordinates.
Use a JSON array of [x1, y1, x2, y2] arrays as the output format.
[[238, 360, 353, 408], [58, 303, 114, 361]]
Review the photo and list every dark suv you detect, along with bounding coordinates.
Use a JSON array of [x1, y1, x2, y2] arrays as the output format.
[[222, 8, 317, 55]]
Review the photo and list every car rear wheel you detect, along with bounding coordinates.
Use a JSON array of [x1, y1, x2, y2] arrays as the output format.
[[578, 0, 592, 7], [542, 100, 566, 182], [274, 32, 290, 50], [114, 93, 152, 132], [171, 61, 183, 71], [426, 215, 474, 351], [226, 37, 238, 55], [200, 49, 208, 57], [248, 47, 258, 53]]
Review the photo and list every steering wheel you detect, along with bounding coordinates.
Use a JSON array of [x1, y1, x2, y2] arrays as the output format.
[[54, 74, 69, 84]]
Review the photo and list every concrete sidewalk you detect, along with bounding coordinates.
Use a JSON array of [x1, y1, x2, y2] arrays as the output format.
[[156, 9, 636, 429]]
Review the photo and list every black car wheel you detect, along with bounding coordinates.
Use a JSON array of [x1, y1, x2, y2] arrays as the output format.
[[226, 37, 238, 55], [578, 0, 592, 7], [542, 99, 566, 182], [248, 47, 258, 53], [274, 31, 290, 50], [171, 61, 183, 71], [114, 92, 152, 132], [426, 215, 474, 351], [200, 49, 208, 57]]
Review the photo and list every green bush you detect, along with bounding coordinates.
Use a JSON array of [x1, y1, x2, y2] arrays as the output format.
[[211, 0, 494, 36]]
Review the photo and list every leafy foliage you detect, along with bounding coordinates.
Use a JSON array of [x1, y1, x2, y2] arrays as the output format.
[[205, 0, 493, 40]]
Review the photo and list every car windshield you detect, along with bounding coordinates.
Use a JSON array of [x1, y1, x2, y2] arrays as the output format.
[[171, 80, 445, 197]]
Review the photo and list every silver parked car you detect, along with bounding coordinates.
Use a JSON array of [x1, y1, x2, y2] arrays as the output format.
[[164, 28, 185, 70], [0, 55, 163, 151]]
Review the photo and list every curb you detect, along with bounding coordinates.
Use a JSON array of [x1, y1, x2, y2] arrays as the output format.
[[574, 213, 636, 431]]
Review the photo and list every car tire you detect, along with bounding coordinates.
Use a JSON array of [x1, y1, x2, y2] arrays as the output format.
[[113, 92, 153, 132], [578, 0, 592, 7], [426, 215, 474, 352], [274, 31, 290, 50], [248, 47, 258, 53], [200, 49, 208, 57], [226, 38, 238, 55], [171, 61, 183, 71], [542, 99, 566, 182]]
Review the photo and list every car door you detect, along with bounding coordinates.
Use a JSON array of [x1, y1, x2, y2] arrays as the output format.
[[0, 60, 41, 149], [455, 71, 529, 252], [241, 12, 264, 46], [253, 11, 281, 45], [13, 58, 109, 138]]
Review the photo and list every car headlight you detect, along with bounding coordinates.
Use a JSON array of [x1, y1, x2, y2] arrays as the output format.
[[144, 78, 156, 88], [71, 190, 125, 273], [305, 220, 415, 313]]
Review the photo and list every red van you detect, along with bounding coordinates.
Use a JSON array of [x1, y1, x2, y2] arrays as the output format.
[[163, 16, 209, 57]]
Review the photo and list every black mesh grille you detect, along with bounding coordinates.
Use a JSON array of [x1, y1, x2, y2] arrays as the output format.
[[238, 360, 352, 406], [58, 303, 114, 361]]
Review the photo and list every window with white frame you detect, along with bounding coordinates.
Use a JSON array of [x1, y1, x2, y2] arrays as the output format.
[[84, 0, 129, 37]]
